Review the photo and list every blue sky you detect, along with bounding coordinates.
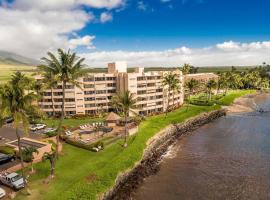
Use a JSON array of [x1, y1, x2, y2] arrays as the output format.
[[80, 0, 270, 51], [0, 0, 270, 66]]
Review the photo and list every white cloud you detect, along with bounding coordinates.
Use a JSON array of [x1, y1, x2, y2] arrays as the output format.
[[137, 1, 147, 11], [78, 0, 125, 9], [80, 41, 270, 67], [100, 12, 113, 23], [69, 35, 96, 49], [160, 0, 171, 3], [0, 0, 125, 58]]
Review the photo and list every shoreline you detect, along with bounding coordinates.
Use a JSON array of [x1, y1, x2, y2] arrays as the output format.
[[224, 92, 260, 113], [103, 91, 261, 200], [103, 109, 226, 200]]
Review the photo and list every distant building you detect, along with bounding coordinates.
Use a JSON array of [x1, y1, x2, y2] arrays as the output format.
[[36, 62, 184, 116]]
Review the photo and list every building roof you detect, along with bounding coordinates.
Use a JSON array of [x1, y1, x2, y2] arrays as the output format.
[[106, 112, 121, 121]]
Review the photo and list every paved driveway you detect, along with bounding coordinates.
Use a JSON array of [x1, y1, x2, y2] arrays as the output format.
[[0, 125, 42, 145]]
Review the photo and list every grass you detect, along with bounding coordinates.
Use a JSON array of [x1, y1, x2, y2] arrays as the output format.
[[216, 90, 256, 105], [42, 117, 103, 129], [190, 90, 256, 106], [15, 90, 254, 200], [0, 64, 36, 83]]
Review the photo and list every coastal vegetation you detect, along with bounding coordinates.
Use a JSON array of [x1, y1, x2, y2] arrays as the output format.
[[14, 89, 256, 200]]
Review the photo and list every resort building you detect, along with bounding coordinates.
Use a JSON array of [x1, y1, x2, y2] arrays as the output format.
[[36, 62, 184, 116]]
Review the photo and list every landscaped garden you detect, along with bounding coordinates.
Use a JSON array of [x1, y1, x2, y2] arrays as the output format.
[[14, 90, 256, 200]]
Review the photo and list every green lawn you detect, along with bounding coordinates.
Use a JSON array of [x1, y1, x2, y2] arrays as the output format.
[[216, 90, 256, 105], [0, 64, 36, 83], [43, 117, 103, 129], [15, 90, 255, 200]]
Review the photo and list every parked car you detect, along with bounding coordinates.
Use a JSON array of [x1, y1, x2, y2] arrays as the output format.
[[30, 124, 46, 131], [0, 172, 25, 190], [4, 117, 13, 124], [0, 153, 15, 165], [0, 187, 5, 198], [43, 128, 56, 134]]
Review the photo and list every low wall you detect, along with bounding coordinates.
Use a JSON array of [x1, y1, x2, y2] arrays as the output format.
[[102, 109, 226, 200]]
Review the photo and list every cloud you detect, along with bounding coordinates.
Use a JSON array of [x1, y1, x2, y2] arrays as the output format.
[[160, 0, 171, 3], [79, 41, 270, 67], [137, 1, 147, 11], [100, 12, 113, 23], [78, 0, 125, 9], [69, 35, 96, 49], [0, 0, 125, 58]]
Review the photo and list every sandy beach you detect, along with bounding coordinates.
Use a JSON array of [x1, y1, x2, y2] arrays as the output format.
[[224, 93, 259, 113]]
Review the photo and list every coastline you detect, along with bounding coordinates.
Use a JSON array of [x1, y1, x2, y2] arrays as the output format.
[[102, 109, 226, 200], [102, 91, 260, 200], [224, 92, 259, 113]]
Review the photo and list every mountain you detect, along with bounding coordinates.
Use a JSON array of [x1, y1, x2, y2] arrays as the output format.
[[0, 50, 39, 66]]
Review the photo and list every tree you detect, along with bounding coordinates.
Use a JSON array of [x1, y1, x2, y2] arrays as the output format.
[[0, 72, 41, 192], [37, 70, 58, 117], [42, 142, 56, 179], [205, 79, 217, 101], [216, 72, 227, 94], [22, 147, 38, 173], [185, 78, 199, 110], [113, 91, 136, 147], [182, 63, 191, 75], [39, 49, 87, 175], [162, 72, 178, 116], [171, 77, 180, 109]]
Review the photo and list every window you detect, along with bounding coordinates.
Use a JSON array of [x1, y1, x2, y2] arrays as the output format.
[[85, 97, 95, 101], [106, 77, 116, 81], [137, 90, 147, 95], [84, 91, 95, 95], [107, 89, 116, 94], [96, 90, 106, 94], [95, 77, 105, 81], [83, 77, 94, 82], [107, 83, 116, 87], [84, 84, 94, 88], [85, 104, 96, 108]]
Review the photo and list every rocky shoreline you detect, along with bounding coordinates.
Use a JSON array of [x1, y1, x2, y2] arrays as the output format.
[[102, 109, 226, 200]]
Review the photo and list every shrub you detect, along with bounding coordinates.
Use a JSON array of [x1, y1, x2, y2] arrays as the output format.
[[61, 136, 104, 152], [45, 130, 57, 137], [0, 146, 15, 155]]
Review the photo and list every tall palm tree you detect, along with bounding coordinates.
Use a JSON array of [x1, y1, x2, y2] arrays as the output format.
[[185, 78, 199, 110], [113, 91, 136, 147], [0, 72, 41, 191], [162, 72, 178, 116], [39, 49, 87, 162], [37, 70, 58, 117], [205, 79, 217, 101], [171, 78, 180, 109], [22, 147, 38, 173]]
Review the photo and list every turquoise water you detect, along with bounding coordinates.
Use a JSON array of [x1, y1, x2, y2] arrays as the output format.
[[133, 93, 270, 200]]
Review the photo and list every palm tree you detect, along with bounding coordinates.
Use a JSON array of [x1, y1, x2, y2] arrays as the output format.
[[171, 78, 180, 109], [22, 147, 38, 173], [205, 79, 217, 101], [39, 49, 87, 163], [42, 141, 56, 179], [37, 70, 58, 117], [162, 72, 178, 116], [185, 78, 199, 110], [182, 63, 191, 75], [113, 91, 136, 147], [0, 72, 41, 191]]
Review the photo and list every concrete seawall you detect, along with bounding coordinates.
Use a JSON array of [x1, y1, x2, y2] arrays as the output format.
[[102, 109, 226, 200]]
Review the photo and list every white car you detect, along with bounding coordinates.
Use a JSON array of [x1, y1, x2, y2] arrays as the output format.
[[30, 124, 46, 131], [0, 187, 5, 198], [0, 188, 6, 199]]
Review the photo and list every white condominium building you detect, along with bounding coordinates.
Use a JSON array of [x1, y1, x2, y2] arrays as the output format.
[[36, 62, 184, 116]]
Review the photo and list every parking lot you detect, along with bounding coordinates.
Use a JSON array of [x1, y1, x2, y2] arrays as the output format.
[[0, 125, 43, 145]]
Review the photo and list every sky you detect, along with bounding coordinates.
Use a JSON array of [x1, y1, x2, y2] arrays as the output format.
[[0, 0, 270, 67]]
